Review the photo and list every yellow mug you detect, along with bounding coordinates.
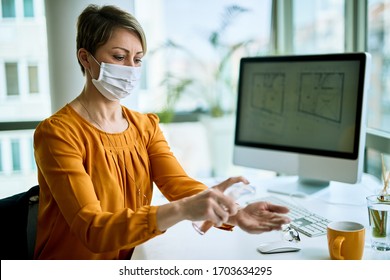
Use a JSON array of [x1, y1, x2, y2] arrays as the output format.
[[327, 221, 365, 260]]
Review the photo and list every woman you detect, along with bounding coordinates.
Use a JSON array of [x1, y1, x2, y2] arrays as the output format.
[[33, 4, 290, 260]]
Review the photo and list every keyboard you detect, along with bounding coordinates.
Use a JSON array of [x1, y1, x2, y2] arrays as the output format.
[[261, 196, 332, 237]]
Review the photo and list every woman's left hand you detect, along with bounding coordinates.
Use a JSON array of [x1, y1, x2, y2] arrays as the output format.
[[231, 201, 291, 234], [211, 176, 290, 234]]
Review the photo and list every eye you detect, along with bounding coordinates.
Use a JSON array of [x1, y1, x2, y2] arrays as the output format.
[[135, 58, 143, 65], [113, 55, 125, 61]]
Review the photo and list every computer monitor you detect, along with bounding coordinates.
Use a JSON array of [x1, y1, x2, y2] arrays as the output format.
[[233, 52, 371, 196]]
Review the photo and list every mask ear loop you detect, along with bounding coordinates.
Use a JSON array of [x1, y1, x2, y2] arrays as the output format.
[[89, 53, 101, 66], [87, 52, 101, 80]]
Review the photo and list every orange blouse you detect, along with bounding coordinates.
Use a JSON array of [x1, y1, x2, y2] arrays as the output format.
[[33, 104, 207, 259]]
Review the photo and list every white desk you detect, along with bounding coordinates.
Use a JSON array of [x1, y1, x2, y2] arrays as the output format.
[[132, 174, 390, 260]]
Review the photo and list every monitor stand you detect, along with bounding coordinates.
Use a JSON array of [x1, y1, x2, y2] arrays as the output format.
[[266, 176, 330, 197]]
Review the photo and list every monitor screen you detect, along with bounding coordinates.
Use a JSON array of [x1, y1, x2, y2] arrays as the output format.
[[233, 53, 371, 196]]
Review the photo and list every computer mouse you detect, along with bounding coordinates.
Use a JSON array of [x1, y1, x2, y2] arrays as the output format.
[[257, 241, 301, 254]]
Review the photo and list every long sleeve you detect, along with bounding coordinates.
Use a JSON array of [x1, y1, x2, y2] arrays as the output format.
[[144, 114, 208, 200], [33, 105, 206, 259]]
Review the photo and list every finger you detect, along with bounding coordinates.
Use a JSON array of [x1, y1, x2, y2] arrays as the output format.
[[249, 219, 289, 234], [214, 191, 238, 216], [266, 203, 290, 214], [214, 176, 250, 193], [270, 215, 291, 226], [264, 211, 291, 223], [213, 205, 231, 226], [202, 199, 230, 227]]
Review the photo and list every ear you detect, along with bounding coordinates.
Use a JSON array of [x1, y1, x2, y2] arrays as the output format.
[[78, 48, 90, 69]]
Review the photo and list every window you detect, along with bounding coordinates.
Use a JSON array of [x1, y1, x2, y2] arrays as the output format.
[[0, 0, 48, 198], [1, 0, 16, 18], [365, 0, 390, 178], [28, 64, 39, 94], [29, 138, 35, 170], [23, 0, 34, 17], [293, 0, 345, 54], [5, 62, 19, 96], [11, 139, 21, 171], [3, 62, 43, 97], [134, 0, 272, 115], [367, 0, 390, 133]]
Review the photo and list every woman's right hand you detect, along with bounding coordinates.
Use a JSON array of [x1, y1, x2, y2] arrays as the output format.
[[156, 176, 248, 231], [179, 187, 237, 227]]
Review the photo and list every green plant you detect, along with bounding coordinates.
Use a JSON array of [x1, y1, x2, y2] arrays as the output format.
[[203, 5, 253, 117], [150, 40, 196, 123], [369, 154, 390, 238], [158, 73, 194, 123]]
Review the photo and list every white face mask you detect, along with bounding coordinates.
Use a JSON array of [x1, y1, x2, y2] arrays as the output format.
[[89, 55, 142, 101]]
